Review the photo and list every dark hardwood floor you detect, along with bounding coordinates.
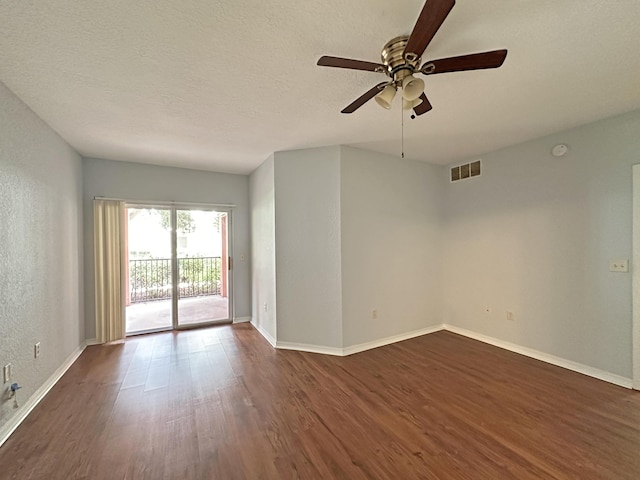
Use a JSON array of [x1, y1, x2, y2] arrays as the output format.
[[1, 325, 639, 479]]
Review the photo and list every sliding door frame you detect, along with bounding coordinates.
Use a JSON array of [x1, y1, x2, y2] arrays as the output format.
[[173, 204, 234, 330], [124, 201, 234, 334], [632, 165, 640, 389]]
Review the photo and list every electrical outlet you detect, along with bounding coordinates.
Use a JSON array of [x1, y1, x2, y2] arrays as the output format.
[[35, 342, 41, 358], [263, 302, 268, 312], [506, 311, 515, 321], [609, 259, 629, 272], [3, 364, 11, 383]]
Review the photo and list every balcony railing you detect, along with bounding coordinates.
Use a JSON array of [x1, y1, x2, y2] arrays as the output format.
[[129, 257, 222, 303]]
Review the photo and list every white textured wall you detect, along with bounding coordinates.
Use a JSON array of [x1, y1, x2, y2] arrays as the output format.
[[0, 81, 83, 430], [340, 147, 443, 347], [443, 110, 640, 378], [82, 158, 251, 339], [274, 147, 343, 348], [249, 155, 277, 342]]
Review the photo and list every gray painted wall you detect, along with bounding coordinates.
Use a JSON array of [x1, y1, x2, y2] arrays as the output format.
[[0, 81, 84, 431], [82, 158, 251, 339], [253, 145, 444, 350], [249, 154, 277, 342], [274, 147, 343, 348], [340, 146, 444, 346], [443, 110, 640, 378], [252, 111, 639, 380]]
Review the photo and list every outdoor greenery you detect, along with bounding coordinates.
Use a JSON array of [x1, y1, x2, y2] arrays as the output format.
[[178, 257, 221, 286], [127, 207, 225, 302], [158, 210, 196, 233], [129, 257, 222, 302]]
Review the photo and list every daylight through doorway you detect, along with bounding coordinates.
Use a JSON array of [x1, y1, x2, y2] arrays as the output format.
[[125, 205, 231, 335], [176, 209, 229, 327]]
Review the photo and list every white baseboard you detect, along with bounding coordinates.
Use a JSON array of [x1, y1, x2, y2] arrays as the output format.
[[276, 341, 344, 356], [342, 325, 445, 356], [0, 341, 88, 447], [85, 338, 101, 346], [233, 316, 251, 324], [253, 320, 632, 388], [444, 324, 634, 389], [275, 325, 444, 357], [250, 320, 276, 347]]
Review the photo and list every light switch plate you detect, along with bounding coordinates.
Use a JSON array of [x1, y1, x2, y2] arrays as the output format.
[[609, 259, 629, 272]]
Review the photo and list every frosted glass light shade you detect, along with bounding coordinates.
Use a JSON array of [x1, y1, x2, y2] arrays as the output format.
[[403, 98, 423, 110], [375, 85, 397, 109], [402, 75, 425, 101]]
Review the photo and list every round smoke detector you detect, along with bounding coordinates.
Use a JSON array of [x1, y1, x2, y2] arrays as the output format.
[[551, 144, 569, 157]]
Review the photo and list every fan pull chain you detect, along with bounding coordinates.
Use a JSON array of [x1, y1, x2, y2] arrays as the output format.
[[401, 100, 405, 159]]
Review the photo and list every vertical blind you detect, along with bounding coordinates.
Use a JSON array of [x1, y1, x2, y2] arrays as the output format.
[[93, 199, 126, 343]]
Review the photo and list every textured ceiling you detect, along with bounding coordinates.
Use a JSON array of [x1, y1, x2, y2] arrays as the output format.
[[1, 0, 639, 174]]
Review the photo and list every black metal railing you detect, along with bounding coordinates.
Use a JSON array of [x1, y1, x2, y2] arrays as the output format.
[[129, 257, 222, 303]]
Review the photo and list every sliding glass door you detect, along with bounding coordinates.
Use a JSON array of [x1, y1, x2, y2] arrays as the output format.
[[125, 204, 231, 335], [176, 209, 230, 327], [125, 207, 173, 334]]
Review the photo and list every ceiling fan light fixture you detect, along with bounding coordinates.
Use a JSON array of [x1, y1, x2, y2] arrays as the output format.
[[402, 97, 423, 110], [375, 85, 397, 109], [402, 75, 425, 101], [317, 0, 508, 115]]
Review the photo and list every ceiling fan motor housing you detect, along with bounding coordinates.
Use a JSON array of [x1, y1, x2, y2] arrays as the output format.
[[381, 36, 421, 82]]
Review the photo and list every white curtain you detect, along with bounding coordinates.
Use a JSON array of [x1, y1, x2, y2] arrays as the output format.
[[94, 199, 126, 343]]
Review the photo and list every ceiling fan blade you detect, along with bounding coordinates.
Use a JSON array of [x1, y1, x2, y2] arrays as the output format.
[[341, 82, 388, 114], [413, 93, 433, 116], [404, 0, 456, 62], [318, 56, 386, 73], [422, 49, 507, 75]]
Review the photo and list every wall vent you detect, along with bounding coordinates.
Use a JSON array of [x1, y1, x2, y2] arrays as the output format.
[[451, 160, 481, 182]]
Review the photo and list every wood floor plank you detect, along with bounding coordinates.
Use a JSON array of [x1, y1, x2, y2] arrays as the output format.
[[1, 326, 639, 479]]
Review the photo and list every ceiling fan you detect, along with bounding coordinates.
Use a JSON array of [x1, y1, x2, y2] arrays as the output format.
[[317, 0, 507, 117]]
